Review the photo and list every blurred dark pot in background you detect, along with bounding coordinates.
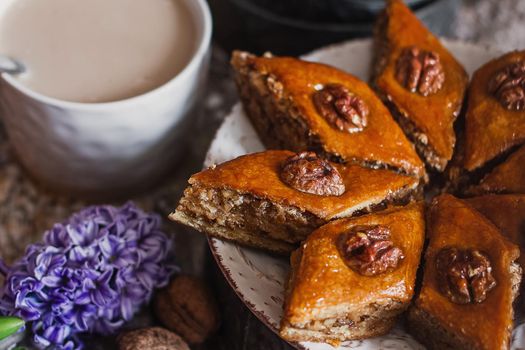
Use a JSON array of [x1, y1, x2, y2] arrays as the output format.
[[208, 0, 459, 56]]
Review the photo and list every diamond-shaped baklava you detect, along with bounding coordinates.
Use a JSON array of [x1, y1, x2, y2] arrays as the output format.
[[373, 0, 468, 171], [280, 203, 425, 344], [463, 50, 525, 172], [171, 151, 420, 254], [408, 194, 521, 350], [231, 51, 425, 179]]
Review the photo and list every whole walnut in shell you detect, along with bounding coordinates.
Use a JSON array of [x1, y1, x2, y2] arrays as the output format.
[[154, 275, 220, 344], [118, 327, 189, 350]]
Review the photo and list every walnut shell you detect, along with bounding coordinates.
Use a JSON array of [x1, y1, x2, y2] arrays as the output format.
[[153, 275, 220, 344], [118, 327, 189, 350]]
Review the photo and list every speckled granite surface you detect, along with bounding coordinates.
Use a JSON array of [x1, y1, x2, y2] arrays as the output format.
[[0, 0, 523, 349], [455, 0, 525, 51]]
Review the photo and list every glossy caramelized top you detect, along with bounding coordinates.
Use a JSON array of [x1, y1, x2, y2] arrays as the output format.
[[374, 0, 468, 163], [190, 150, 418, 220], [283, 203, 425, 324], [463, 51, 525, 171], [243, 54, 425, 178], [473, 144, 525, 194], [467, 194, 525, 270], [419, 194, 519, 350]]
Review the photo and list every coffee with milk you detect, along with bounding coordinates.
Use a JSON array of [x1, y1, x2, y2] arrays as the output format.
[[0, 0, 196, 103]]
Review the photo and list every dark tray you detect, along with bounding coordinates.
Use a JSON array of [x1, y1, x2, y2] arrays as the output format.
[[209, 0, 459, 56]]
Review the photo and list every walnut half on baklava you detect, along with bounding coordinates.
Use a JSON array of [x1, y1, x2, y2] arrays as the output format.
[[280, 202, 425, 344], [170, 150, 420, 254]]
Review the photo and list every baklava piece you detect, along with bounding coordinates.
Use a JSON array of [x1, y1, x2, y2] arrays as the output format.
[[171, 151, 419, 254], [280, 203, 425, 344], [231, 51, 426, 180], [463, 50, 525, 172], [408, 194, 521, 350], [467, 194, 525, 296], [373, 0, 468, 172]]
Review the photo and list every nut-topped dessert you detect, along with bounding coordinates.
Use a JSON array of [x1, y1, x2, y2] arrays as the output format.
[[408, 194, 521, 350], [467, 194, 525, 298], [373, 0, 468, 172], [280, 203, 424, 344], [462, 51, 525, 172], [231, 51, 426, 180], [171, 150, 420, 254]]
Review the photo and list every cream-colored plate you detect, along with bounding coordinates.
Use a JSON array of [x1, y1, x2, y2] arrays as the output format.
[[204, 39, 523, 350]]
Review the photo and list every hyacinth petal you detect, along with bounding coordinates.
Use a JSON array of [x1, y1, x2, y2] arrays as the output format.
[[33, 333, 51, 348], [59, 340, 78, 350], [129, 285, 147, 302], [119, 297, 133, 321], [98, 270, 113, 285], [122, 228, 140, 242], [0, 202, 175, 350], [90, 289, 110, 307], [18, 308, 40, 322], [93, 317, 124, 336], [98, 235, 116, 259], [45, 225, 71, 248], [43, 323, 71, 345], [136, 270, 155, 291], [41, 275, 62, 288], [73, 313, 88, 333], [74, 291, 91, 305], [68, 246, 89, 263]]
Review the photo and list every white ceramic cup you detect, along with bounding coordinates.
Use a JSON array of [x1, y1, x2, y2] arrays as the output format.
[[0, 0, 212, 199]]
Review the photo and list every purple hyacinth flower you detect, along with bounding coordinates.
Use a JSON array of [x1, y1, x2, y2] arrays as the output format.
[[0, 202, 176, 350]]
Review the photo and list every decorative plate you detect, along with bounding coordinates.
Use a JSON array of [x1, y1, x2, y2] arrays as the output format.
[[204, 39, 522, 350]]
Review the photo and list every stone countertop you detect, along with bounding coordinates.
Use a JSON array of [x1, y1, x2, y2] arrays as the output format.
[[0, 0, 523, 349]]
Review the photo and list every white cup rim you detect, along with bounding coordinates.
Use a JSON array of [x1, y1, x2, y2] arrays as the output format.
[[0, 0, 212, 111]]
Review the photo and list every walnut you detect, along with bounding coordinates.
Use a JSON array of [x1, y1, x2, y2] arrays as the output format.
[[488, 61, 525, 111], [118, 327, 190, 350], [280, 152, 345, 196], [313, 84, 368, 133], [395, 46, 445, 96], [153, 275, 220, 344], [338, 225, 404, 276], [436, 247, 497, 304]]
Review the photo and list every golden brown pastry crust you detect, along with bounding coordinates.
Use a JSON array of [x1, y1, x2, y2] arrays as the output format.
[[281, 203, 425, 341], [412, 194, 520, 350], [469, 144, 525, 195], [463, 50, 525, 171], [188, 150, 419, 220], [373, 0, 468, 171], [231, 51, 426, 179], [467, 194, 525, 276]]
